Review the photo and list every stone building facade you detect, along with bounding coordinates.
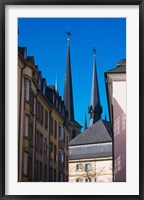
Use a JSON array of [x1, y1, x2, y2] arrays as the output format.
[[18, 47, 69, 182]]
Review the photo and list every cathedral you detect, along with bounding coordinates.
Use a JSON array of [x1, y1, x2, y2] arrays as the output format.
[[69, 44, 113, 182], [63, 31, 82, 140]]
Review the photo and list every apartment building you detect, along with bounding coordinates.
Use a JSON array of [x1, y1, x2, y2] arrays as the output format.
[[18, 47, 69, 182]]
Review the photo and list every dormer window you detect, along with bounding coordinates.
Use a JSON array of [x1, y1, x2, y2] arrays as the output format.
[[56, 98, 58, 108], [53, 93, 55, 104], [35, 70, 38, 81], [38, 76, 41, 88], [59, 103, 61, 113], [43, 83, 46, 95]]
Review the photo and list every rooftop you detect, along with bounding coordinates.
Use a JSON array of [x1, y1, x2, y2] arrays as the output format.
[[69, 119, 112, 146]]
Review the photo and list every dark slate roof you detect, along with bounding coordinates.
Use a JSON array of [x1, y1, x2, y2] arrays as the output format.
[[69, 142, 112, 160], [107, 59, 126, 74], [69, 119, 112, 146]]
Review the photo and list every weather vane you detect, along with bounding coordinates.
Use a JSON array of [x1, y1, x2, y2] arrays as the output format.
[[93, 44, 96, 55], [65, 25, 73, 41]]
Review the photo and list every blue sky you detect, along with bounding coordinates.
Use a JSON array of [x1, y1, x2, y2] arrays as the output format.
[[18, 18, 126, 131]]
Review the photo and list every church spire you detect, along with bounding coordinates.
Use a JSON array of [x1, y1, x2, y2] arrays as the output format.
[[84, 113, 88, 131], [64, 31, 74, 121], [88, 46, 102, 126], [55, 75, 58, 93]]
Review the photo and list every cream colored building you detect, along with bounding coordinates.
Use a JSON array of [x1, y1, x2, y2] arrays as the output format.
[[69, 119, 113, 182], [18, 47, 69, 182], [105, 59, 126, 182]]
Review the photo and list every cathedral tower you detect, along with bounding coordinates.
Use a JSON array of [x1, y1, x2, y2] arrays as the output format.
[[64, 31, 74, 121], [88, 47, 102, 126], [64, 31, 81, 140]]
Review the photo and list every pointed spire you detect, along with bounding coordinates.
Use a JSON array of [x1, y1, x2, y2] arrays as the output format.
[[84, 113, 88, 131], [89, 46, 102, 126], [64, 30, 74, 121], [55, 75, 58, 93]]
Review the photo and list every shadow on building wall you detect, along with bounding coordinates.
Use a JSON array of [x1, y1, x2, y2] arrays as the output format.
[[113, 97, 126, 182]]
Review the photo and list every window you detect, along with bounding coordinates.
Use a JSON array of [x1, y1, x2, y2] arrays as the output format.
[[59, 103, 61, 113], [76, 164, 83, 171], [54, 144, 57, 163], [53, 93, 55, 104], [29, 123, 33, 146], [59, 149, 64, 164], [35, 160, 39, 181], [44, 138, 47, 154], [56, 98, 58, 108], [36, 131, 39, 150], [37, 101, 40, 120], [43, 83, 46, 95], [59, 125, 64, 140], [40, 162, 42, 181], [44, 164, 47, 179], [76, 178, 82, 182], [40, 104, 44, 124], [40, 133, 43, 153], [85, 178, 91, 182], [50, 167, 53, 181], [54, 121, 57, 138], [66, 155, 68, 170], [58, 172, 64, 182], [25, 79, 30, 101], [30, 90, 35, 113], [28, 156, 32, 179], [49, 115, 53, 135], [24, 115, 29, 137], [50, 142, 53, 160], [54, 169, 56, 181], [23, 152, 28, 175], [85, 163, 92, 171], [45, 110, 48, 129]]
